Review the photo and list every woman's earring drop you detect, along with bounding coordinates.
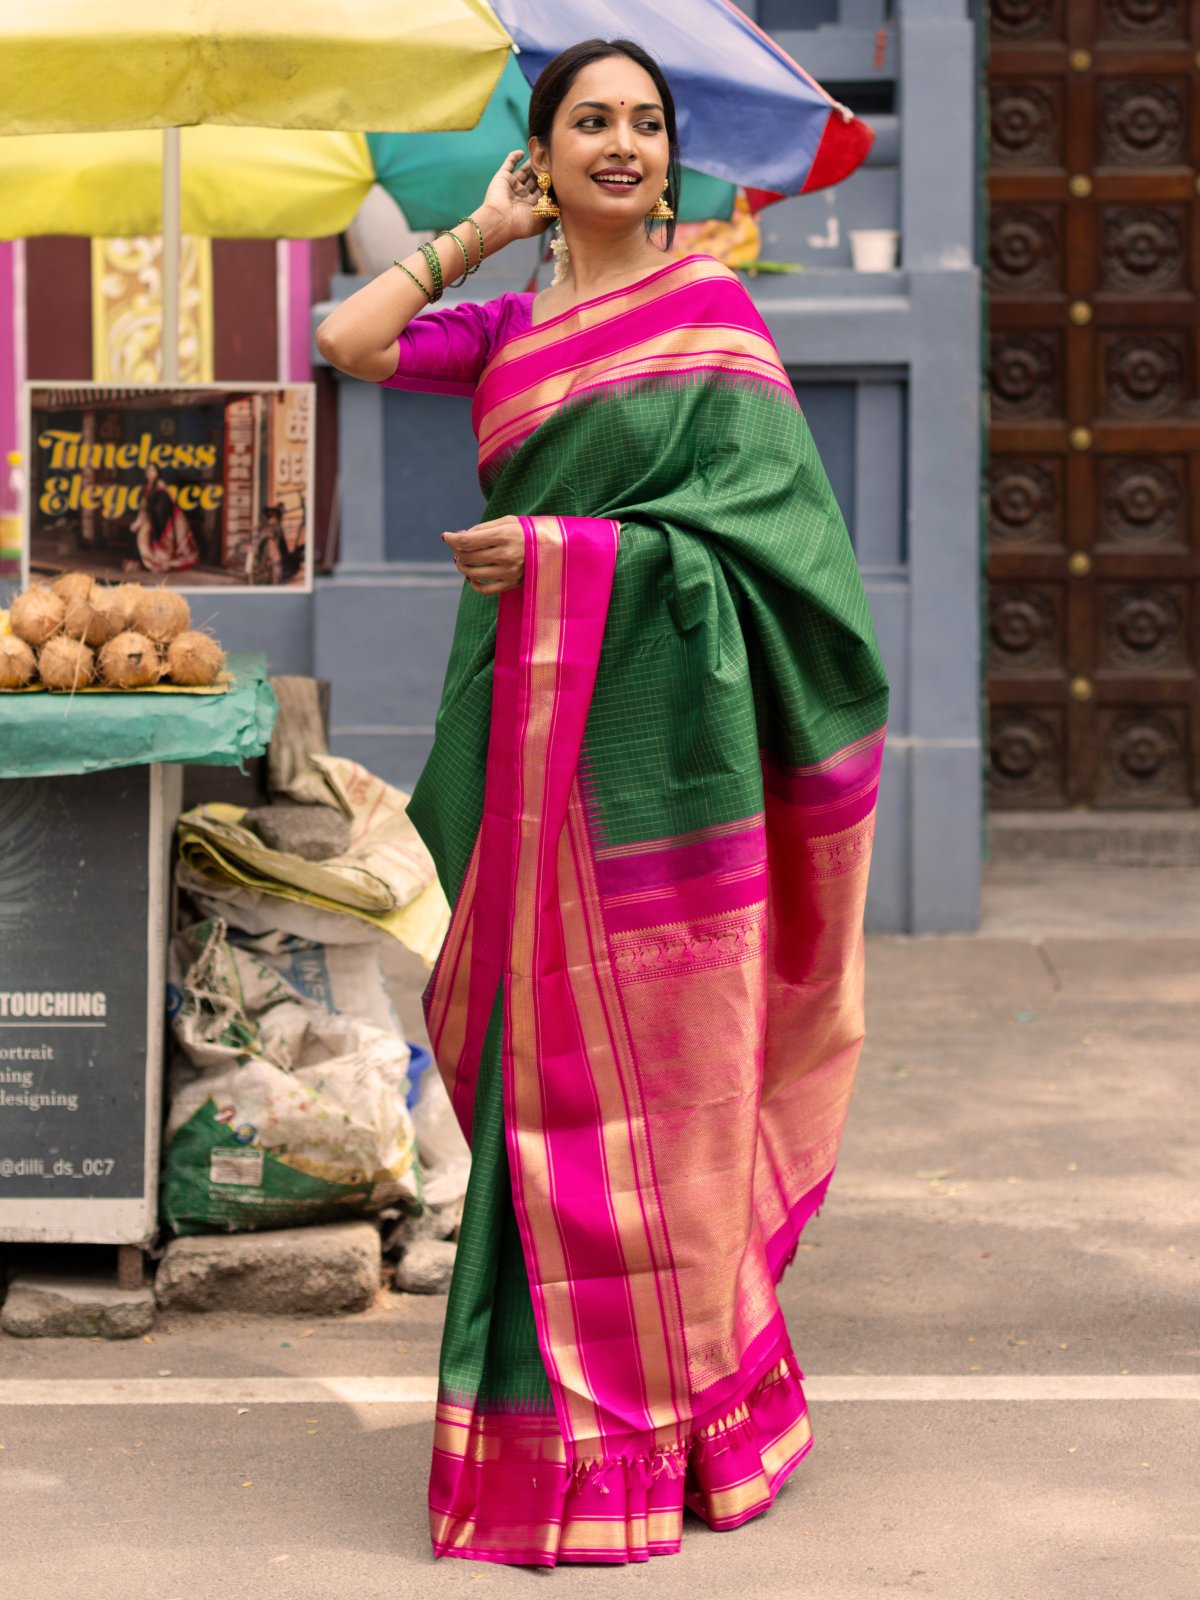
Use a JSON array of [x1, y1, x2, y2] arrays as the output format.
[[647, 179, 674, 222], [532, 172, 561, 219], [549, 227, 570, 287]]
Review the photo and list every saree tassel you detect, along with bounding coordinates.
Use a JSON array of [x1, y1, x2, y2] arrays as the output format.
[[649, 1448, 689, 1482], [571, 1456, 615, 1493], [571, 1442, 689, 1491]]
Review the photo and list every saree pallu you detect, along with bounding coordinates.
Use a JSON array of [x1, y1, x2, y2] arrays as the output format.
[[408, 254, 889, 1565]]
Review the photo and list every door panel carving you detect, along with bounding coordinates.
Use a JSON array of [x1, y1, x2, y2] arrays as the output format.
[[990, 82, 1063, 167], [1099, 585, 1186, 669], [1099, 459, 1187, 547], [992, 1, 1061, 42], [1101, 333, 1188, 418], [990, 333, 1062, 418], [1097, 709, 1189, 804], [990, 460, 1062, 546], [989, 709, 1067, 807], [990, 208, 1063, 291], [1098, 80, 1187, 166], [1099, 207, 1185, 293], [989, 586, 1065, 672], [1099, 1, 1185, 41]]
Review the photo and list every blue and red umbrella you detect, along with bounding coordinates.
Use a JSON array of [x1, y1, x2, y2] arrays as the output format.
[[491, 0, 873, 207]]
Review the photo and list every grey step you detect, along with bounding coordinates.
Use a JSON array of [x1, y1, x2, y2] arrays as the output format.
[[988, 809, 1200, 867]]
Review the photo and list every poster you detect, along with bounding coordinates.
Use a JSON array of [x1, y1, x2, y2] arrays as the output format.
[[22, 382, 315, 593], [0, 766, 178, 1246], [91, 236, 214, 386]]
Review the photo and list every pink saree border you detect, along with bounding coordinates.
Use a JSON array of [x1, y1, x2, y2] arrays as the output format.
[[430, 1345, 814, 1565], [763, 724, 886, 808], [472, 256, 796, 480], [474, 516, 651, 1457]]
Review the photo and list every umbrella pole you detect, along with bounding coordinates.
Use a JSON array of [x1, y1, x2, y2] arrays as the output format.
[[161, 127, 181, 385]]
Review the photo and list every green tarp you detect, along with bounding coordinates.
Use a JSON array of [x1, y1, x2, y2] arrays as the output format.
[[0, 653, 277, 778]]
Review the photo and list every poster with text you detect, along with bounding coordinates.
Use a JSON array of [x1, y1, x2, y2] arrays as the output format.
[[0, 767, 168, 1245], [23, 383, 315, 593]]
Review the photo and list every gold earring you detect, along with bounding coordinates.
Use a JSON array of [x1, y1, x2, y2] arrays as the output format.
[[647, 178, 673, 222], [532, 172, 560, 219]]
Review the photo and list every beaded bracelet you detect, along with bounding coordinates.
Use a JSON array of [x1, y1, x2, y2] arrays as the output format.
[[457, 215, 485, 273], [418, 240, 444, 301], [436, 227, 471, 288], [393, 258, 434, 302]]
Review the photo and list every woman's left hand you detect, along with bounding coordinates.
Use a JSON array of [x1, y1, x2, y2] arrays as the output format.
[[442, 516, 526, 595]]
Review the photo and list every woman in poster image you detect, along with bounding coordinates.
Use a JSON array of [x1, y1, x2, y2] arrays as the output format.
[[124, 461, 199, 575], [318, 38, 888, 1568]]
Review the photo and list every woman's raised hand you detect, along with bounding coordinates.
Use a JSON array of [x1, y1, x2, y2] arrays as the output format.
[[442, 516, 526, 595], [480, 151, 548, 244]]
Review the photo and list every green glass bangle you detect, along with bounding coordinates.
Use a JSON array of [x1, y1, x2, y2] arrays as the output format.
[[436, 227, 471, 288], [418, 240, 444, 301], [393, 258, 433, 302], [458, 215, 485, 273]]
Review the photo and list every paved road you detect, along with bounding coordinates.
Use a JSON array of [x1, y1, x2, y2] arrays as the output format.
[[1, 864, 1197, 1599]]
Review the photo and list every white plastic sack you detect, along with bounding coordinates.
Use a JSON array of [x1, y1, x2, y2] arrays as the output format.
[[162, 918, 418, 1234], [226, 927, 400, 1036], [411, 1068, 471, 1207]]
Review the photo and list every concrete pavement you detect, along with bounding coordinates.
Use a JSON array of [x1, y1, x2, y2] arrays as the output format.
[[1, 861, 1196, 1599]]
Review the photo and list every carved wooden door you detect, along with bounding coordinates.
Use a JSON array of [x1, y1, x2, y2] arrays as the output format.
[[987, 0, 1199, 808]]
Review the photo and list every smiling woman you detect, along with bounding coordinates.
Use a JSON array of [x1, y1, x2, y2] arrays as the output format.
[[316, 37, 888, 1572]]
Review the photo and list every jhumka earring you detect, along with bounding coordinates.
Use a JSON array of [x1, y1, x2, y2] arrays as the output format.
[[647, 178, 674, 221], [532, 172, 560, 219]]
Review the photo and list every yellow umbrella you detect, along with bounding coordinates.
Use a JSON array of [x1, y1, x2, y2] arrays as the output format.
[[0, 0, 512, 133], [0, 127, 376, 241], [0, 0, 514, 378]]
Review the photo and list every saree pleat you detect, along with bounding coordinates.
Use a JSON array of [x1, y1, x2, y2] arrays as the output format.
[[411, 255, 889, 1565]]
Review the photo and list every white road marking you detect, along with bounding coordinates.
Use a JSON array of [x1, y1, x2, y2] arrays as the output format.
[[0, 1376, 438, 1407], [810, 1375, 1200, 1402], [0, 1374, 1196, 1407]]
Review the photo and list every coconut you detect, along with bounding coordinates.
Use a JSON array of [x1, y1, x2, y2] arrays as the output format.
[[38, 635, 95, 691], [62, 591, 120, 648], [166, 630, 225, 687], [131, 587, 190, 644], [90, 586, 131, 642], [0, 635, 37, 689], [51, 571, 94, 603], [106, 582, 145, 628], [98, 629, 160, 688], [8, 587, 64, 647]]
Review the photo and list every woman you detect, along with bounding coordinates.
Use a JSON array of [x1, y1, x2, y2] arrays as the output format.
[[318, 38, 889, 1568], [125, 462, 199, 575]]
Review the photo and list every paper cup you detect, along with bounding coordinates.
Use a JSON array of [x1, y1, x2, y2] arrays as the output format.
[[849, 229, 900, 271]]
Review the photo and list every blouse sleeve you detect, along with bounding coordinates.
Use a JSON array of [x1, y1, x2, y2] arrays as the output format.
[[376, 297, 506, 397]]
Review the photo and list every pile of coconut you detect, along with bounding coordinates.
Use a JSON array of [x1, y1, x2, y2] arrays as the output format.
[[1, 574, 224, 692]]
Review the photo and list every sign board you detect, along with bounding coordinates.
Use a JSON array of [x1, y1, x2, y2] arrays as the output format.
[[0, 764, 180, 1245], [22, 382, 315, 593]]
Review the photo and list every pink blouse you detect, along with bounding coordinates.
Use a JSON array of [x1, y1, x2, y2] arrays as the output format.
[[376, 293, 535, 399]]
